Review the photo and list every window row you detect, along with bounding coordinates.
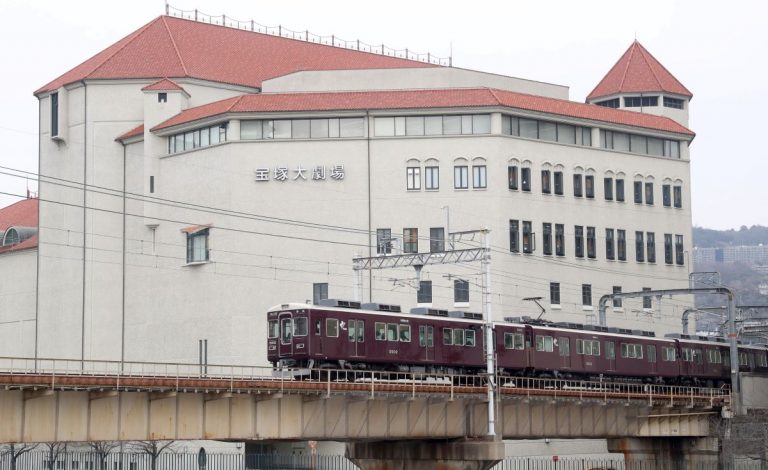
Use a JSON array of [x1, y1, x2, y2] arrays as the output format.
[[375, 322, 412, 342], [417, 279, 470, 305], [442, 328, 477, 347], [376, 227, 446, 255], [169, 123, 228, 154], [502, 116, 592, 147], [240, 118, 365, 140], [550, 283, 655, 309], [406, 164, 487, 191], [601, 130, 680, 159], [375, 114, 491, 137], [595, 96, 685, 110]]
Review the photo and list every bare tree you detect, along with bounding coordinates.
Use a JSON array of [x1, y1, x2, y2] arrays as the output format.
[[43, 443, 67, 470], [131, 441, 176, 470], [88, 441, 119, 470], [0, 443, 38, 470]]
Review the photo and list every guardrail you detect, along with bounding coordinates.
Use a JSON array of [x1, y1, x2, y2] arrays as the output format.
[[0, 357, 730, 408]]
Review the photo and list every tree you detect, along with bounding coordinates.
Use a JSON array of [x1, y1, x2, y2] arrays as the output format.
[[131, 441, 176, 470], [88, 441, 119, 470], [43, 443, 67, 470], [0, 443, 38, 470]]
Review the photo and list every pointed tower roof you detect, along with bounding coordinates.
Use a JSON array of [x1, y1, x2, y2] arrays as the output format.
[[587, 41, 692, 101], [35, 15, 435, 95]]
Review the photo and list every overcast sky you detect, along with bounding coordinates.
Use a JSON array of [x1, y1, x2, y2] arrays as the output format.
[[1, 0, 765, 230]]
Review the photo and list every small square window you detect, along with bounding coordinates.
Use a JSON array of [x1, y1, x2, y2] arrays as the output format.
[[158, 92, 167, 103], [186, 229, 209, 264]]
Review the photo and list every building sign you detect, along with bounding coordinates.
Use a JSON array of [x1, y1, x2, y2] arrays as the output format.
[[254, 165, 345, 182]]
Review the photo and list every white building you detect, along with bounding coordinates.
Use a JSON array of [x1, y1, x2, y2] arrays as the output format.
[[16, 14, 697, 367]]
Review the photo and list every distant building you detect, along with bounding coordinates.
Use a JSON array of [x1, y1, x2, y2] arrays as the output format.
[[693, 245, 768, 266]]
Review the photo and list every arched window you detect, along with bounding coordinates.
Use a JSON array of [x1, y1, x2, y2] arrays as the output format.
[[508, 158, 521, 190], [3, 228, 19, 246], [471, 157, 487, 189], [406, 158, 421, 191], [453, 157, 469, 190], [424, 158, 439, 190]]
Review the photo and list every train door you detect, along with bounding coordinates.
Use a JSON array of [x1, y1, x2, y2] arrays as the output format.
[[605, 341, 616, 371], [558, 336, 571, 369], [647, 344, 657, 374], [348, 319, 366, 357], [419, 325, 435, 361], [279, 312, 293, 357]]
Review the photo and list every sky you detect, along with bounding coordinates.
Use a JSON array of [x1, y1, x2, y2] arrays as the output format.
[[1, 0, 766, 230]]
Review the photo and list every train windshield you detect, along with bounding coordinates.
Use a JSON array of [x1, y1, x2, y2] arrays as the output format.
[[281, 318, 293, 342], [268, 320, 278, 339]]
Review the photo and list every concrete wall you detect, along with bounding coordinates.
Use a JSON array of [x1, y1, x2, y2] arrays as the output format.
[[0, 249, 36, 357], [741, 374, 768, 411], [262, 68, 570, 99]]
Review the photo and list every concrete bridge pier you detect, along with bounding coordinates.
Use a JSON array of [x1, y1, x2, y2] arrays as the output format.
[[607, 437, 719, 469], [346, 438, 504, 470]]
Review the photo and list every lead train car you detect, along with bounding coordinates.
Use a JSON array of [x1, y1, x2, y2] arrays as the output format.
[[267, 303, 768, 384]]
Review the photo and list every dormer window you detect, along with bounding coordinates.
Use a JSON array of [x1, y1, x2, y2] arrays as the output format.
[[158, 92, 167, 103]]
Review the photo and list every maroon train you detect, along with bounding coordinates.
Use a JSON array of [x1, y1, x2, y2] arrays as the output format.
[[267, 300, 768, 385]]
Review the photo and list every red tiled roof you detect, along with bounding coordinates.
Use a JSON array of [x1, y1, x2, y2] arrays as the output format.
[[142, 78, 187, 93], [116, 124, 145, 142], [0, 198, 38, 254], [180, 224, 211, 235], [587, 41, 692, 101], [152, 88, 694, 136], [35, 16, 435, 95]]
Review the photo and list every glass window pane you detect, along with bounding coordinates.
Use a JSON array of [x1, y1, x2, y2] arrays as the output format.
[[311, 119, 329, 138], [613, 132, 629, 152], [539, 121, 556, 141], [340, 118, 364, 137], [630, 134, 647, 154], [406, 116, 425, 136], [647, 137, 663, 156], [260, 121, 273, 140], [184, 132, 193, 150], [374, 117, 395, 136], [519, 119, 538, 138], [292, 119, 310, 139], [557, 124, 576, 144], [395, 117, 406, 136], [240, 120, 263, 140], [461, 115, 473, 134], [273, 120, 291, 139], [443, 115, 461, 135], [472, 115, 491, 134], [328, 118, 340, 138], [424, 116, 443, 135], [200, 127, 210, 146]]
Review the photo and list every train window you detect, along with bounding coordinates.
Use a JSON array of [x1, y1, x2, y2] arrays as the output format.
[[693, 349, 703, 364], [419, 326, 427, 347], [281, 318, 293, 342], [621, 343, 643, 359], [576, 339, 599, 355], [443, 328, 453, 345], [453, 329, 465, 346], [387, 324, 398, 341], [647, 345, 656, 363], [536, 335, 553, 352], [465, 330, 476, 347], [357, 321, 365, 343], [681, 348, 692, 362], [662, 347, 676, 361], [315, 320, 321, 336], [707, 350, 722, 364], [326, 319, 339, 338], [504, 333, 524, 350], [606, 341, 615, 360], [375, 322, 386, 341], [294, 318, 308, 336], [268, 320, 278, 339], [558, 337, 569, 356], [723, 352, 730, 367], [739, 352, 748, 366], [759, 353, 767, 367], [349, 321, 356, 342], [399, 325, 411, 342]]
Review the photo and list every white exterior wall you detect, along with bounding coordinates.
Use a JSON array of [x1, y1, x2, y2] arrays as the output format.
[[0, 249, 37, 357]]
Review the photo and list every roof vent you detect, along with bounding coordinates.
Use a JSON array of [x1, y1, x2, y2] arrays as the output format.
[[317, 299, 361, 309], [362, 302, 402, 313], [449, 311, 483, 320], [410, 307, 448, 317], [616, 328, 633, 335]]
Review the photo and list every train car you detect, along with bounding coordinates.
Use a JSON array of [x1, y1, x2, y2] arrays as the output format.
[[267, 301, 486, 374]]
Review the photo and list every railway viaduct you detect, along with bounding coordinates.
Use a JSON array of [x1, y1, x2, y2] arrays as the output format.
[[0, 357, 757, 469]]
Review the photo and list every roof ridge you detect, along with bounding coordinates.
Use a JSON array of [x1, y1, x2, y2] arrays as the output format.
[[87, 16, 164, 81], [636, 43, 664, 91], [161, 16, 190, 76], [617, 42, 636, 95]]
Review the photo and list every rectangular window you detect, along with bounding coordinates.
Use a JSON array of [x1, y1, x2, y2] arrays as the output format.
[[424, 116, 442, 135], [612, 286, 622, 308], [662, 184, 672, 207], [430, 227, 445, 253], [311, 119, 329, 138], [542, 223, 552, 255], [472, 165, 487, 189], [539, 121, 557, 141], [339, 118, 364, 137], [645, 182, 654, 205], [403, 228, 418, 253], [405, 116, 425, 136], [673, 186, 682, 208], [586, 226, 596, 259], [643, 287, 652, 309], [292, 120, 310, 139], [559, 337, 570, 356], [606, 341, 616, 360], [647, 232, 656, 263], [375, 322, 386, 341], [453, 328, 465, 346], [604, 177, 613, 201], [149, 175, 154, 194], [406, 167, 421, 190], [313, 283, 328, 304], [550, 282, 560, 305], [596, 98, 620, 108], [615, 179, 625, 202], [386, 323, 398, 341], [472, 115, 491, 134], [625, 96, 658, 107], [663, 347, 676, 361], [454, 279, 470, 303], [573, 174, 583, 197], [326, 319, 339, 338], [509, 220, 520, 253], [553, 171, 563, 195], [541, 170, 552, 194], [634, 181, 643, 204], [666, 140, 681, 158], [606, 228, 615, 260], [504, 332, 525, 350], [675, 235, 684, 265], [508, 165, 519, 190], [51, 92, 59, 137], [557, 124, 576, 144], [585, 175, 595, 199], [443, 328, 453, 345], [418, 280, 432, 304], [425, 166, 439, 190], [268, 320, 278, 339], [521, 167, 531, 192], [465, 329, 476, 347], [648, 345, 657, 363], [522, 221, 533, 254], [617, 229, 627, 261], [519, 118, 538, 138], [555, 224, 565, 256], [635, 231, 645, 262], [575, 225, 584, 258], [376, 228, 392, 255], [536, 336, 554, 352], [454, 166, 469, 189], [663, 97, 684, 109], [664, 234, 673, 264], [399, 324, 411, 342], [186, 229, 209, 263], [582, 284, 592, 306]]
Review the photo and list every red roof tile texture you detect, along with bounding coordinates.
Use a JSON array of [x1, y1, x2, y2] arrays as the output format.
[[36, 16, 435, 95], [142, 78, 187, 92], [0, 198, 39, 254], [587, 41, 692, 101], [152, 88, 694, 136]]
